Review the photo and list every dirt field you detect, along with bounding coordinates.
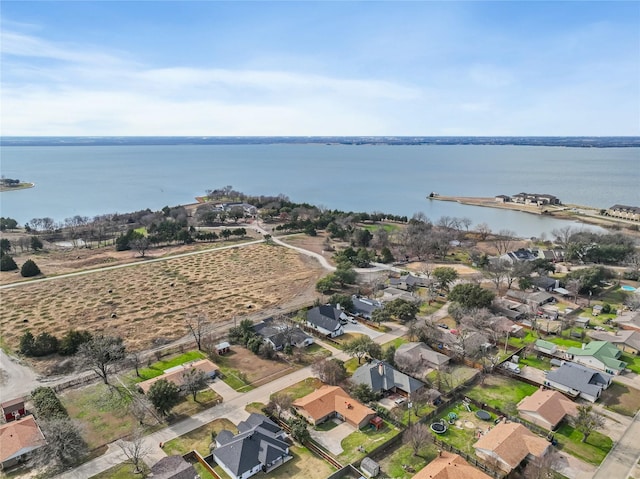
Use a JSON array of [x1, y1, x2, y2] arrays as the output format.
[[0, 243, 324, 352], [217, 346, 296, 386]]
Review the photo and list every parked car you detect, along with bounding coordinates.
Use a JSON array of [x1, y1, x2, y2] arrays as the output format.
[[394, 397, 406, 405], [348, 317, 358, 324], [438, 323, 449, 329]]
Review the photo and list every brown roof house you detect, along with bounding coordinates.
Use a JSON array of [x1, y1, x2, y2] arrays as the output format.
[[293, 385, 375, 429], [413, 451, 492, 479], [0, 416, 46, 470], [138, 359, 218, 394], [473, 422, 549, 473], [517, 388, 578, 430]]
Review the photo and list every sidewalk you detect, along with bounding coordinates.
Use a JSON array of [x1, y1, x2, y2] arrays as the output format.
[[592, 410, 640, 479]]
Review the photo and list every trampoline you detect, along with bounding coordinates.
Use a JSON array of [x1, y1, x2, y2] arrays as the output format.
[[476, 410, 491, 421]]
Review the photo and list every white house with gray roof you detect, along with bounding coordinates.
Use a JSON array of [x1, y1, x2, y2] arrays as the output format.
[[213, 414, 291, 479], [544, 362, 612, 402], [351, 295, 383, 319], [306, 305, 346, 338]]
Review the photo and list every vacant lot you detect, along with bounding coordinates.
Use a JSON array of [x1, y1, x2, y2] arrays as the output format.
[[601, 382, 640, 417], [216, 346, 296, 391], [0, 243, 323, 352]]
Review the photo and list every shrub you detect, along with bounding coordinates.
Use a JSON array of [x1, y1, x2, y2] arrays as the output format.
[[601, 303, 611, 314], [21, 259, 41, 277], [31, 387, 68, 419], [58, 330, 93, 356], [0, 254, 18, 271]]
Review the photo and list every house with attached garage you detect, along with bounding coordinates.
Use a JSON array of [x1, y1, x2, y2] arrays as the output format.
[[137, 359, 219, 394], [293, 385, 376, 429], [305, 305, 346, 338], [351, 359, 424, 399], [517, 388, 578, 431], [253, 317, 314, 351], [394, 342, 450, 374], [544, 362, 612, 402], [590, 330, 640, 355], [566, 341, 627, 375], [413, 451, 492, 479], [351, 295, 383, 319], [213, 413, 291, 479]]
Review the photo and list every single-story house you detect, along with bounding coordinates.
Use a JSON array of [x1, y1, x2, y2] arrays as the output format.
[[138, 359, 219, 394], [150, 455, 198, 479], [1, 398, 26, 423], [253, 318, 314, 351], [292, 385, 375, 429], [394, 342, 450, 373], [351, 295, 383, 319], [213, 413, 291, 479], [351, 360, 424, 399], [590, 330, 640, 355], [566, 341, 627, 375], [495, 195, 511, 203], [473, 422, 549, 473], [538, 249, 565, 263], [305, 305, 345, 338], [575, 316, 591, 328], [534, 339, 557, 355], [616, 312, 640, 332], [532, 276, 558, 292], [380, 287, 418, 303], [517, 388, 578, 430], [0, 416, 46, 470], [506, 290, 555, 309], [388, 273, 432, 291], [500, 248, 538, 263], [413, 451, 492, 479], [544, 362, 612, 402]]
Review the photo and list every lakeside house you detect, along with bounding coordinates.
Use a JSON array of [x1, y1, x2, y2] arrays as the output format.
[[510, 193, 561, 206], [292, 385, 375, 429], [606, 205, 640, 222], [565, 341, 627, 375], [544, 362, 612, 402], [517, 388, 578, 431], [500, 248, 538, 263], [473, 422, 549, 473]]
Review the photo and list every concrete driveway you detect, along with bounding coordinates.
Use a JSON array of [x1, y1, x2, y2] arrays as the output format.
[[342, 321, 384, 339], [309, 420, 353, 455]]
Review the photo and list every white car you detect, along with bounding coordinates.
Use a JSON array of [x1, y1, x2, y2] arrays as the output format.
[[348, 317, 358, 324], [394, 397, 406, 405]]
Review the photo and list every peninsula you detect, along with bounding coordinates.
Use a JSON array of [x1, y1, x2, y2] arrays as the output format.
[[0, 177, 35, 192]]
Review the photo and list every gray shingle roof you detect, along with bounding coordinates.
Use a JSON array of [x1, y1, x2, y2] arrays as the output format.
[[545, 362, 612, 397], [395, 342, 450, 368], [351, 360, 424, 395], [351, 296, 383, 316], [306, 305, 342, 332]]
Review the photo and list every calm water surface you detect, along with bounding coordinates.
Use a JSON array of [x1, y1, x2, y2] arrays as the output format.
[[1, 144, 638, 238]]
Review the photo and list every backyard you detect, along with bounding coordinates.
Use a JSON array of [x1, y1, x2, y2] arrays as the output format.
[[377, 442, 439, 479], [600, 382, 640, 417], [163, 418, 238, 456], [465, 375, 538, 411], [264, 445, 336, 479], [427, 402, 498, 455], [554, 423, 613, 465], [337, 419, 401, 464]]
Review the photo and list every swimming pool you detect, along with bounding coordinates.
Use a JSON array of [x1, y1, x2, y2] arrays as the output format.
[[621, 285, 637, 292]]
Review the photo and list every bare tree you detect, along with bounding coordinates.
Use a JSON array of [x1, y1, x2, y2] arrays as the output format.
[[522, 451, 560, 479], [185, 312, 208, 351], [312, 358, 347, 385], [269, 392, 293, 419], [182, 368, 209, 401], [552, 225, 575, 249], [37, 418, 88, 471], [625, 292, 640, 311], [572, 404, 605, 443], [76, 335, 126, 385], [404, 423, 432, 456], [128, 350, 143, 377], [130, 237, 149, 257], [493, 229, 517, 255], [476, 222, 492, 241], [119, 427, 152, 474]]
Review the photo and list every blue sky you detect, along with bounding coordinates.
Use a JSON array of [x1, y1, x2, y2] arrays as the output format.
[[2, 1, 638, 136]]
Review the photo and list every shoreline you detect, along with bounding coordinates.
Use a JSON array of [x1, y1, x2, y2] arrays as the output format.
[[429, 195, 640, 233], [0, 182, 35, 192]]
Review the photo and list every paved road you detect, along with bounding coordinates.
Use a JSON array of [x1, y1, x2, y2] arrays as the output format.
[[591, 409, 640, 479], [0, 350, 42, 401]]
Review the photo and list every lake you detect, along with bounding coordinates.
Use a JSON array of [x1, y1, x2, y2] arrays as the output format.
[[0, 143, 638, 238]]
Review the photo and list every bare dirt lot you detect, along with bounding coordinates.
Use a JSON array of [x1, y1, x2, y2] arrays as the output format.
[[0, 243, 324, 352]]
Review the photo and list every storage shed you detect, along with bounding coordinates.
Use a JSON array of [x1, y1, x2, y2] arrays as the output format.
[[360, 457, 380, 478]]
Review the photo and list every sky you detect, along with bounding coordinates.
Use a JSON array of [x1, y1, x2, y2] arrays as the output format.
[[1, 1, 639, 136]]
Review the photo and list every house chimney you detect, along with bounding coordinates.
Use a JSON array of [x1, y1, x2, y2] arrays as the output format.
[[582, 343, 586, 350], [555, 279, 559, 289], [378, 362, 384, 376], [336, 303, 341, 311]]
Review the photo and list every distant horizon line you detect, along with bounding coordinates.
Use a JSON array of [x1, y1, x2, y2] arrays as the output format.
[[2, 135, 639, 138]]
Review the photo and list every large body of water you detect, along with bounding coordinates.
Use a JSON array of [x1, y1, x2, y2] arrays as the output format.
[[0, 143, 638, 238]]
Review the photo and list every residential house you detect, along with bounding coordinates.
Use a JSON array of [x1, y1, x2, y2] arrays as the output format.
[[532, 276, 558, 292], [253, 318, 314, 351], [351, 360, 424, 399], [590, 330, 640, 355], [494, 195, 511, 203], [505, 290, 555, 309], [138, 359, 219, 394], [544, 362, 612, 402], [0, 416, 46, 470], [213, 413, 291, 479], [538, 249, 565, 263], [1, 398, 26, 423], [394, 342, 450, 374], [305, 305, 346, 338], [473, 422, 549, 473], [606, 205, 640, 222], [616, 312, 640, 332], [517, 388, 578, 430], [380, 287, 417, 303], [500, 248, 538, 264], [534, 339, 558, 355], [351, 295, 383, 319], [438, 329, 490, 358], [566, 341, 627, 375], [150, 455, 198, 479], [292, 386, 375, 429], [388, 273, 432, 291], [510, 193, 560, 206], [413, 451, 492, 479]]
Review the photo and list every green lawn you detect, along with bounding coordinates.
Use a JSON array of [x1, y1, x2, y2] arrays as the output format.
[[268, 445, 336, 479], [465, 375, 537, 410], [519, 355, 553, 371], [425, 365, 479, 394], [399, 404, 436, 426], [377, 442, 438, 479], [164, 418, 238, 456], [338, 421, 401, 464], [508, 330, 538, 348], [344, 357, 364, 375], [218, 366, 254, 391], [89, 462, 149, 478], [136, 350, 207, 381], [555, 423, 613, 465], [361, 223, 400, 233], [548, 337, 585, 349], [193, 462, 217, 479], [273, 377, 324, 400], [170, 389, 222, 421], [600, 382, 640, 417], [382, 337, 409, 350], [245, 402, 267, 415], [429, 405, 478, 454], [621, 354, 640, 374]]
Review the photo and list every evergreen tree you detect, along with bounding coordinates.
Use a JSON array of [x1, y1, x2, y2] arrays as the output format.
[[147, 379, 181, 417], [21, 259, 41, 277], [0, 254, 18, 271]]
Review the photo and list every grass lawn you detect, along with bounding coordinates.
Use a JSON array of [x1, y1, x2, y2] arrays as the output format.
[[555, 423, 612, 465], [246, 402, 267, 415], [344, 357, 366, 375], [170, 389, 222, 421], [399, 404, 436, 426], [333, 333, 366, 349], [194, 462, 217, 479], [548, 337, 586, 349], [89, 462, 149, 478], [382, 337, 409, 350], [218, 366, 254, 391], [519, 355, 553, 371], [273, 377, 324, 401], [338, 420, 401, 464], [621, 354, 640, 374], [600, 382, 640, 417], [378, 442, 438, 479], [429, 404, 482, 455], [425, 365, 478, 394], [508, 330, 538, 348], [135, 350, 207, 381], [164, 418, 238, 456], [361, 223, 400, 233], [62, 383, 140, 450], [465, 375, 537, 410], [267, 445, 336, 479]]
